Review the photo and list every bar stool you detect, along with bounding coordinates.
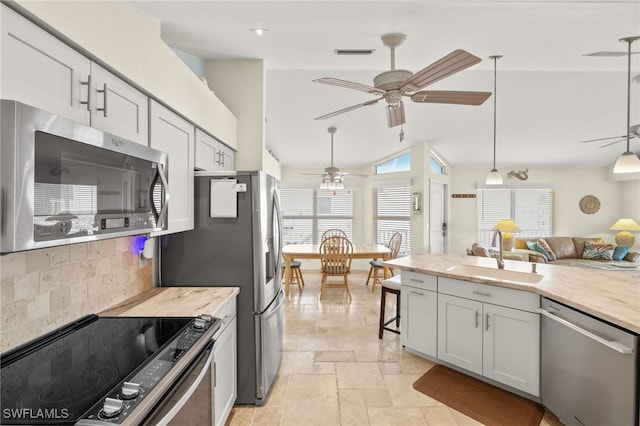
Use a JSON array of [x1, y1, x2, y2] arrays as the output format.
[[378, 275, 401, 339]]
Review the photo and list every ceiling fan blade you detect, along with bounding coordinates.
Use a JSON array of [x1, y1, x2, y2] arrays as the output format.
[[300, 173, 327, 176], [583, 51, 640, 57], [411, 90, 492, 105], [598, 138, 626, 148], [386, 101, 405, 128], [336, 171, 369, 178], [312, 77, 385, 95], [580, 135, 628, 143], [401, 49, 481, 92], [314, 98, 382, 120]]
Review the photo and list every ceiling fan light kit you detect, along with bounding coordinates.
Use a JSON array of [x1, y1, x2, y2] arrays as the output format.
[[613, 36, 640, 174], [486, 55, 503, 185], [313, 33, 491, 128]]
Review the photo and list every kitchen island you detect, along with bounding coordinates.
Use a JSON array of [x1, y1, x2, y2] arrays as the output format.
[[384, 253, 640, 333]]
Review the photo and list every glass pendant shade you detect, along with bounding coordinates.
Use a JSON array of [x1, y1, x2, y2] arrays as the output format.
[[613, 151, 640, 174], [486, 169, 503, 185]]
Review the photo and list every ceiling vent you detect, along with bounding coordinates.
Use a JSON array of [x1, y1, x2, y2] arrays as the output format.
[[334, 49, 376, 55]]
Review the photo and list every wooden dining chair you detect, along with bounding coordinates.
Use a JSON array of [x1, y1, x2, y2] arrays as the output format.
[[282, 257, 305, 292], [366, 232, 402, 292], [319, 235, 353, 300], [321, 228, 348, 242]]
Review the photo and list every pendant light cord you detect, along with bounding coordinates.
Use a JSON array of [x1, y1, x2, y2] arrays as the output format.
[[625, 38, 632, 153], [490, 55, 502, 170]]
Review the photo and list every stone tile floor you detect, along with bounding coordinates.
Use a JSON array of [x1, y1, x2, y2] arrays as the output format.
[[227, 270, 564, 426]]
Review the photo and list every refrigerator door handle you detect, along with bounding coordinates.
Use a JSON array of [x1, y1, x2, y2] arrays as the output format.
[[272, 191, 283, 278], [256, 288, 285, 316]]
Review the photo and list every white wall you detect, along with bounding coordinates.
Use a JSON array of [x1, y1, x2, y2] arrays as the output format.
[[449, 166, 639, 254]]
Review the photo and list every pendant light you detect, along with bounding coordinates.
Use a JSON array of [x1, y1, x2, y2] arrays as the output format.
[[486, 55, 503, 185], [613, 36, 640, 174]]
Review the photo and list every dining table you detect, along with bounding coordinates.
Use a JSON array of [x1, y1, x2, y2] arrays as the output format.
[[281, 243, 392, 295]]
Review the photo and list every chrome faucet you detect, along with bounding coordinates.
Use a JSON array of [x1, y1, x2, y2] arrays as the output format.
[[492, 229, 505, 269]]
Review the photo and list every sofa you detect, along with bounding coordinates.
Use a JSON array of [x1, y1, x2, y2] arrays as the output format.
[[512, 236, 640, 265]]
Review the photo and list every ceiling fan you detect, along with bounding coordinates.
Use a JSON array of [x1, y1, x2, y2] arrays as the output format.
[[313, 33, 492, 128], [580, 124, 640, 148], [301, 127, 367, 189]]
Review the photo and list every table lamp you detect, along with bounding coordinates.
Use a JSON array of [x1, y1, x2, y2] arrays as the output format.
[[493, 219, 521, 251], [610, 218, 640, 246]]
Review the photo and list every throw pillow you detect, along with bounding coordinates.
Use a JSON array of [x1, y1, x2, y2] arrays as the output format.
[[536, 238, 557, 261], [613, 245, 632, 261], [525, 240, 537, 251], [582, 242, 616, 260], [533, 243, 553, 261]]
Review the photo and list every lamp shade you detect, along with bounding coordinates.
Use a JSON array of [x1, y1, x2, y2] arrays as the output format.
[[485, 169, 503, 185], [492, 218, 521, 232], [613, 151, 640, 174], [610, 218, 640, 246]]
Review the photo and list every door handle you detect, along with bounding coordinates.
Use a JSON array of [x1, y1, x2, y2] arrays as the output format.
[[442, 222, 447, 237]]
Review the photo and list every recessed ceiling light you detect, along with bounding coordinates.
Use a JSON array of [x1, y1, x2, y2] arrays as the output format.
[[250, 28, 269, 36]]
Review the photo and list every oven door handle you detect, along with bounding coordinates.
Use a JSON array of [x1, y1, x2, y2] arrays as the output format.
[[153, 340, 215, 426]]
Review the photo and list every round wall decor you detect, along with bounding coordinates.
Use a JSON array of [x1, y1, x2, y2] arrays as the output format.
[[579, 195, 600, 214]]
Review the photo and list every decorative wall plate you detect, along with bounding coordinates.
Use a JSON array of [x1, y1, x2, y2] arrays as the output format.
[[579, 195, 600, 214]]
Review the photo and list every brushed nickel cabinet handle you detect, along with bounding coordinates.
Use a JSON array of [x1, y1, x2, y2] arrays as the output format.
[[96, 83, 107, 117], [475, 311, 480, 328], [80, 75, 91, 111], [473, 290, 492, 297]]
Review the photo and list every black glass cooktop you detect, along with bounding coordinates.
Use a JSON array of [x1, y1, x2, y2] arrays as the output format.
[[0, 315, 191, 425]]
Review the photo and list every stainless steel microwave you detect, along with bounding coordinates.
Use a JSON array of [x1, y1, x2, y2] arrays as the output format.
[[1, 100, 169, 253]]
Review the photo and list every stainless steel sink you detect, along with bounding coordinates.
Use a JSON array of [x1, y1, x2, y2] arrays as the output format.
[[446, 264, 544, 284]]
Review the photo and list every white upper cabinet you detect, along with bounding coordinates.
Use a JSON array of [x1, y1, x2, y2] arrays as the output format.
[[1, 5, 90, 124], [149, 100, 195, 235], [1, 5, 148, 145], [88, 63, 148, 145], [195, 127, 235, 172]]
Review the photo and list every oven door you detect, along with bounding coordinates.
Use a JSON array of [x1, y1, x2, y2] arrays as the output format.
[[142, 340, 215, 426]]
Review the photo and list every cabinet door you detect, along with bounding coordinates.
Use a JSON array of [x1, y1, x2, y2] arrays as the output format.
[[437, 294, 483, 375], [89, 63, 149, 145], [1, 5, 90, 124], [483, 304, 540, 396], [217, 143, 235, 171], [195, 128, 218, 171], [214, 316, 237, 426], [401, 287, 437, 357], [149, 100, 194, 235]]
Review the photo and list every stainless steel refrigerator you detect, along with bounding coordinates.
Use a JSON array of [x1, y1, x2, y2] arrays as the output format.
[[159, 170, 284, 405]]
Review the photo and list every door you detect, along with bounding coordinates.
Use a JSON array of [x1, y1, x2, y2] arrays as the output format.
[[483, 304, 540, 396], [401, 287, 437, 357], [255, 288, 284, 404], [150, 100, 195, 235], [437, 294, 483, 375], [429, 180, 446, 253]]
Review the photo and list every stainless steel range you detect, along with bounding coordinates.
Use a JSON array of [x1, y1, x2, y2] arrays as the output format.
[[1, 314, 221, 425]]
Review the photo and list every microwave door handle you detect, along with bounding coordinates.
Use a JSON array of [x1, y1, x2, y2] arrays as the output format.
[[156, 163, 170, 229]]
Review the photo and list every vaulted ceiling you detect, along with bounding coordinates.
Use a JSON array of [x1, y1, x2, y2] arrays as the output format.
[[128, 1, 640, 170]]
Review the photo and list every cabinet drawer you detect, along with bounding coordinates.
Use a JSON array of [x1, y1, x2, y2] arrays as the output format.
[[401, 271, 437, 291], [438, 277, 538, 312]]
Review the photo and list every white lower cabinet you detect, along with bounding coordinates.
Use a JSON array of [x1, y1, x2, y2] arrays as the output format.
[[149, 100, 195, 235], [437, 278, 540, 396], [401, 272, 437, 358], [403, 273, 540, 397], [213, 300, 237, 426]]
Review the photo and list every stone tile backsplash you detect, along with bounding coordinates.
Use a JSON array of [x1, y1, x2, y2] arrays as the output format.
[[0, 237, 153, 352]]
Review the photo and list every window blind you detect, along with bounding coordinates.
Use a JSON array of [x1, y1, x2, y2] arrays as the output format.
[[477, 188, 554, 246], [375, 185, 411, 256]]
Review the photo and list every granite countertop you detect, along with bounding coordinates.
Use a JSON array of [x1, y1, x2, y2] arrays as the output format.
[[385, 253, 640, 334], [99, 287, 239, 318]]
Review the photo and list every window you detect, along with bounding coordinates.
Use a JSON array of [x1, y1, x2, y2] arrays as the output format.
[[477, 188, 554, 246], [374, 185, 410, 256], [430, 156, 445, 174], [280, 189, 353, 244], [374, 151, 411, 174]]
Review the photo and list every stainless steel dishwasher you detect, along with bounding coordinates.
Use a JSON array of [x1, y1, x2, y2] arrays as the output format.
[[540, 297, 638, 426]]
